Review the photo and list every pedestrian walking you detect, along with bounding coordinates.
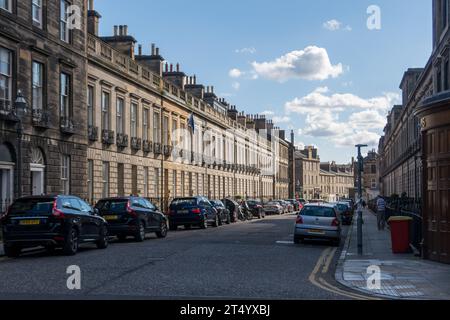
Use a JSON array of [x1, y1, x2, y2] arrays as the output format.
[[376, 196, 386, 231]]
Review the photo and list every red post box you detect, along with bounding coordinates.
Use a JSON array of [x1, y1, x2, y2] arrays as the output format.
[[388, 216, 413, 254]]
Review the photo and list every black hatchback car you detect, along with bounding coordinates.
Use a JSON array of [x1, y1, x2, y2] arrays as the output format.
[[1, 195, 109, 257], [95, 197, 168, 242], [210, 200, 231, 225], [168, 197, 219, 230]]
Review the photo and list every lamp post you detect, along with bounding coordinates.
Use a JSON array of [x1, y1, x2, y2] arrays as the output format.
[[355, 144, 368, 255], [14, 90, 29, 198]]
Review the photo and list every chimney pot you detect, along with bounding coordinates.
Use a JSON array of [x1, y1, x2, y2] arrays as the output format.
[[124, 25, 128, 35], [193, 75, 197, 84], [156, 47, 160, 56], [170, 64, 173, 72], [89, 0, 94, 10], [165, 63, 168, 72], [151, 43, 155, 55], [114, 25, 118, 36], [138, 44, 142, 55], [119, 25, 124, 36], [211, 86, 214, 93], [176, 63, 180, 72]]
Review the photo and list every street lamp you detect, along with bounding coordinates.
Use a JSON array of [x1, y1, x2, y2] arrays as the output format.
[[355, 144, 368, 255], [14, 90, 29, 198]]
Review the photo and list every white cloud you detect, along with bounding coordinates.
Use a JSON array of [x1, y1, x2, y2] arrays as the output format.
[[348, 110, 386, 130], [285, 87, 400, 114], [323, 19, 352, 32], [334, 130, 381, 147], [261, 110, 275, 116], [229, 68, 243, 78], [235, 47, 256, 54], [323, 19, 342, 31], [272, 116, 291, 123], [251, 46, 343, 82], [232, 82, 241, 90]]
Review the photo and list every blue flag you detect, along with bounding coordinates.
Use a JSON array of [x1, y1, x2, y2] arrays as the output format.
[[188, 113, 195, 134]]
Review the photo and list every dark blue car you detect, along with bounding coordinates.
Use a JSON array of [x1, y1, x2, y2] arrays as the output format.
[[168, 197, 219, 230]]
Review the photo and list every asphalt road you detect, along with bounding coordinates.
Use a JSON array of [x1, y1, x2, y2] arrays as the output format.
[[0, 214, 359, 300]]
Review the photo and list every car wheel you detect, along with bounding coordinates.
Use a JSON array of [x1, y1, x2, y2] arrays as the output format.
[[156, 222, 168, 238], [4, 244, 21, 258], [96, 225, 109, 249], [62, 228, 79, 256], [212, 215, 219, 227], [134, 221, 146, 242], [117, 234, 127, 241], [169, 223, 178, 231], [218, 216, 223, 226]]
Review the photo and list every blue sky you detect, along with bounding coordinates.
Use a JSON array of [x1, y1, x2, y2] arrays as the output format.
[[94, 0, 432, 163]]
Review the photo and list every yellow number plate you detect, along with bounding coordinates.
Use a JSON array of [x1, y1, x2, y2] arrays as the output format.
[[104, 215, 119, 220], [19, 220, 41, 226], [309, 229, 325, 235]]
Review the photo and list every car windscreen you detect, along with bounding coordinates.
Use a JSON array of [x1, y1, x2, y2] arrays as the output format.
[[247, 201, 259, 206], [170, 198, 197, 208], [96, 199, 128, 213], [8, 198, 55, 217], [301, 206, 336, 218]]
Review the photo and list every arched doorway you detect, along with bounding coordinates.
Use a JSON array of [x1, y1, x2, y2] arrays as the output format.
[[0, 144, 14, 212], [30, 148, 45, 196]]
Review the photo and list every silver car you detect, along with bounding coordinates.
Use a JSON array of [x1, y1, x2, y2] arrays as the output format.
[[294, 204, 341, 246]]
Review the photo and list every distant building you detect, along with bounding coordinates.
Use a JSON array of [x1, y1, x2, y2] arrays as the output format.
[[294, 146, 320, 200], [363, 150, 380, 201], [319, 162, 354, 202]]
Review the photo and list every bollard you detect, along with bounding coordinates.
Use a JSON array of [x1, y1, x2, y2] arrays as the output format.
[[357, 209, 363, 255]]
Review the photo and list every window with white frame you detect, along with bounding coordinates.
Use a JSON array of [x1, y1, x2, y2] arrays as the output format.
[[101, 91, 110, 131], [0, 47, 12, 112], [60, 72, 70, 119], [171, 118, 177, 147], [61, 155, 70, 195], [172, 170, 177, 198], [102, 161, 109, 198], [60, 0, 70, 42], [131, 102, 138, 138], [32, 61, 44, 110], [153, 110, 161, 143], [0, 0, 12, 12], [143, 107, 149, 141], [116, 97, 124, 134], [87, 86, 94, 127], [32, 0, 43, 28]]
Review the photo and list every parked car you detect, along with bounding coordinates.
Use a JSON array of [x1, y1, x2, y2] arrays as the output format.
[[168, 197, 219, 230], [245, 200, 265, 219], [294, 203, 341, 246], [210, 200, 231, 225], [95, 197, 168, 242], [1, 195, 109, 257], [222, 198, 240, 222], [337, 201, 354, 225], [239, 200, 254, 221], [276, 200, 292, 213], [263, 201, 284, 215], [286, 199, 301, 212]]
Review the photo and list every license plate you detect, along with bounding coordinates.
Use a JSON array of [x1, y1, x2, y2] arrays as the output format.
[[19, 219, 40, 226], [308, 229, 325, 235], [178, 210, 189, 214], [104, 215, 119, 220]]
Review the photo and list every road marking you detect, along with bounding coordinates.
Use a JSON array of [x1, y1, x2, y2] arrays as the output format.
[[309, 247, 380, 300], [276, 241, 294, 245]]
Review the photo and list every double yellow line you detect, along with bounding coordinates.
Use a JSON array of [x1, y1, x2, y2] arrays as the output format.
[[309, 247, 381, 300]]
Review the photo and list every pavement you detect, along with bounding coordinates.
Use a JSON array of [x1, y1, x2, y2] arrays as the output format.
[[0, 214, 354, 300], [335, 208, 450, 300]]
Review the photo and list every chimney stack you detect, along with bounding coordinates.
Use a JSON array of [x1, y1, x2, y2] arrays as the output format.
[[87, 0, 101, 36], [123, 25, 128, 36]]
